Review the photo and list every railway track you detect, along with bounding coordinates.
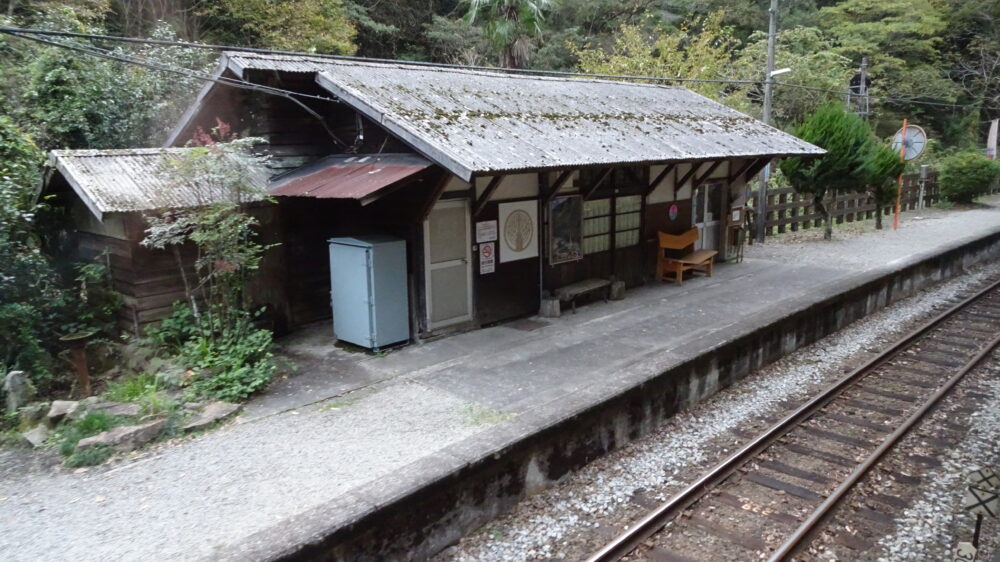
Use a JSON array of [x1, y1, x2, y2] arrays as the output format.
[[587, 277, 1000, 562]]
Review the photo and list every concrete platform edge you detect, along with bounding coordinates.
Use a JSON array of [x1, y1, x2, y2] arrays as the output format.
[[218, 228, 1000, 562]]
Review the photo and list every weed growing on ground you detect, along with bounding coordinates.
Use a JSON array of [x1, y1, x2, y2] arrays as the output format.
[[463, 404, 513, 426], [104, 373, 157, 402], [55, 411, 121, 456], [103, 372, 179, 417], [321, 396, 363, 411], [64, 445, 112, 468]]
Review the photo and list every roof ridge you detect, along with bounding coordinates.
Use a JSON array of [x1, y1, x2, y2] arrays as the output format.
[[224, 50, 688, 91], [51, 147, 191, 157]]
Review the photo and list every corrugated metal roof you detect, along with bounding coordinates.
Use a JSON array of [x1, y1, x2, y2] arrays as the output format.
[[269, 153, 431, 203], [224, 52, 825, 181], [49, 148, 268, 220]]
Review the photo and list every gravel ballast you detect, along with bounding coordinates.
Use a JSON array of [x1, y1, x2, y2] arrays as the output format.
[[439, 262, 1000, 561], [873, 371, 1000, 562]]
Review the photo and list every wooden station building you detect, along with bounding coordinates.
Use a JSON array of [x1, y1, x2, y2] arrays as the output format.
[[45, 52, 823, 339]]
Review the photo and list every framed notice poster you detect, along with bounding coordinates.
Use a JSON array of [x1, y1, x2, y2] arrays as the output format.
[[476, 220, 497, 243], [479, 242, 496, 274], [549, 195, 583, 265], [498, 200, 538, 263]]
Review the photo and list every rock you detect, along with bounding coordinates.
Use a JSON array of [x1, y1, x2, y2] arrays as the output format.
[[3, 371, 36, 414], [21, 425, 49, 448], [19, 402, 49, 425], [47, 400, 79, 424], [539, 296, 561, 318], [76, 419, 167, 452], [89, 402, 142, 417], [610, 280, 626, 300], [67, 396, 109, 421], [183, 401, 240, 432]]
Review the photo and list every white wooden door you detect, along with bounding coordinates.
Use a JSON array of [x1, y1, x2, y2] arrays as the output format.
[[424, 200, 473, 329], [693, 183, 723, 251]]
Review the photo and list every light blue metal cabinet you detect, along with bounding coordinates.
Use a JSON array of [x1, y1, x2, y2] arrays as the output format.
[[328, 235, 409, 350]]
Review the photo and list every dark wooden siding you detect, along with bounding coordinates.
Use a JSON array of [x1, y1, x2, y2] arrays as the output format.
[[473, 199, 540, 326], [543, 167, 648, 292], [278, 170, 443, 330]]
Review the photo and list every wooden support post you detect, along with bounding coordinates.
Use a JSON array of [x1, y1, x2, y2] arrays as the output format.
[[417, 170, 454, 223], [742, 158, 771, 183], [583, 168, 613, 200], [675, 162, 703, 190], [727, 159, 753, 183], [645, 163, 676, 198], [778, 191, 787, 233], [473, 175, 505, 217], [790, 193, 799, 232], [692, 160, 723, 189]]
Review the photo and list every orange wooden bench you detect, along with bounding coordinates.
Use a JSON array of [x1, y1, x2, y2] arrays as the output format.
[[657, 228, 718, 285]]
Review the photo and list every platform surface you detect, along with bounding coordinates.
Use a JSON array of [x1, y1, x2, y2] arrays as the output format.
[[3, 199, 1000, 561]]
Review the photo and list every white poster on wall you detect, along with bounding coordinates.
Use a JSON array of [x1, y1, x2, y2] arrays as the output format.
[[476, 220, 497, 243], [498, 200, 538, 263]]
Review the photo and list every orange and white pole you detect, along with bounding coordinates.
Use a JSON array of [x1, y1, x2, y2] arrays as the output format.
[[893, 119, 907, 230]]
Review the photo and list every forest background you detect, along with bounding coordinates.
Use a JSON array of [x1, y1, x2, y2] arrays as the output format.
[[0, 0, 997, 155]]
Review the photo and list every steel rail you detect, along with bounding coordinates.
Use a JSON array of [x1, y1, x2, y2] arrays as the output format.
[[769, 329, 1000, 561], [586, 277, 1000, 562]]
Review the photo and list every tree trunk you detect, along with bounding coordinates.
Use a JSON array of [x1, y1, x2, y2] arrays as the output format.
[[814, 194, 832, 240], [875, 204, 883, 230]]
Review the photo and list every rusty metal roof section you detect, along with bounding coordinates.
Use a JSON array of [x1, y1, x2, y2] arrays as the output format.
[[222, 52, 825, 181], [269, 153, 432, 204], [48, 148, 267, 220]]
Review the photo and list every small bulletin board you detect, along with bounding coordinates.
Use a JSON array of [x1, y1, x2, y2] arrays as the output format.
[[548, 195, 583, 265]]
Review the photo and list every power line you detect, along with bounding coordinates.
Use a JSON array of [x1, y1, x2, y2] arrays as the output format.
[[0, 24, 760, 86], [775, 81, 1000, 114], [2, 29, 351, 147], [2, 30, 337, 105], [3, 25, 996, 116]]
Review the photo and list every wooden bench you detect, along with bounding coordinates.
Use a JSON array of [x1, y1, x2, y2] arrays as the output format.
[[657, 228, 718, 285], [554, 278, 611, 313]]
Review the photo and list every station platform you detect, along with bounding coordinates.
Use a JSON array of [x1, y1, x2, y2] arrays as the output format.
[[3, 199, 1000, 561]]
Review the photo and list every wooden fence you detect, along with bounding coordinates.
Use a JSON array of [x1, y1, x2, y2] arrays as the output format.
[[762, 172, 940, 235]]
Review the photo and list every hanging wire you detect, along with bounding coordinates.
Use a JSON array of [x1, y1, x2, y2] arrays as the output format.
[[2, 30, 351, 147], [3, 24, 997, 114], [0, 24, 759, 85]]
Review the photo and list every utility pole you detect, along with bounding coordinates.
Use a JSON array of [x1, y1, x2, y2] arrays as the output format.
[[858, 56, 869, 118], [756, 0, 778, 244], [847, 56, 870, 118]]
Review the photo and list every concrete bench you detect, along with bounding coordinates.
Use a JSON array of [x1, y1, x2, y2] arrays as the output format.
[[554, 278, 611, 313]]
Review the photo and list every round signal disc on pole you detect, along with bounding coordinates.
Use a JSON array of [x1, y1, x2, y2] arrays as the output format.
[[891, 124, 928, 161]]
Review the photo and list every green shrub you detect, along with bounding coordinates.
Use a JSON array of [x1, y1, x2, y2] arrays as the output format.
[[183, 319, 275, 402], [939, 151, 1000, 204], [58, 411, 120, 456], [64, 445, 113, 468], [104, 373, 158, 402], [144, 303, 199, 353]]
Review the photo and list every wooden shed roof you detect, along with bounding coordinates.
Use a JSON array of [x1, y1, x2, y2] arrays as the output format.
[[47, 148, 267, 220]]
